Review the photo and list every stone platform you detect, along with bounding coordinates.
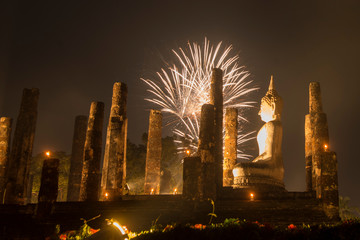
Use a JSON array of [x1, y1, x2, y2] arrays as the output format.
[[0, 190, 336, 238]]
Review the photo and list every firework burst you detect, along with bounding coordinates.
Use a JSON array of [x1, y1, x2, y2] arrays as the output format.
[[142, 38, 258, 159]]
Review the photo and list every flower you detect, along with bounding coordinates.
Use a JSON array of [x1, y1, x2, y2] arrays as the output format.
[[193, 224, 206, 230], [288, 224, 297, 230]]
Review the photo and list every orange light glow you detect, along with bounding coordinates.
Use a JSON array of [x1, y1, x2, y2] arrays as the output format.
[[105, 192, 109, 200], [324, 144, 328, 151], [173, 188, 177, 195], [45, 151, 51, 157], [250, 193, 254, 200], [185, 149, 191, 156], [150, 188, 154, 195]]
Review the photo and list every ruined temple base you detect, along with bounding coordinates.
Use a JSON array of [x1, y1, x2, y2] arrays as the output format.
[[0, 191, 339, 238]]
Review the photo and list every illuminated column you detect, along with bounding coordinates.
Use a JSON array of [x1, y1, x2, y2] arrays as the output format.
[[308, 82, 329, 195], [0, 117, 12, 200], [223, 108, 238, 186], [144, 110, 162, 194], [198, 104, 216, 199], [35, 158, 59, 219], [5, 88, 39, 205], [210, 68, 223, 192], [79, 102, 104, 201], [306, 82, 339, 220], [67, 115, 88, 201], [304, 115, 313, 191], [101, 82, 127, 200]]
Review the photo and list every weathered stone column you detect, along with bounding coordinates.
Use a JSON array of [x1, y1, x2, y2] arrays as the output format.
[[35, 158, 59, 219], [210, 68, 223, 192], [144, 110, 162, 194], [304, 115, 313, 191], [223, 108, 238, 186], [306, 82, 339, 220], [5, 88, 39, 204], [321, 151, 339, 220], [182, 156, 201, 200], [198, 104, 216, 199], [67, 115, 88, 201], [0, 117, 12, 200], [101, 82, 127, 200], [308, 82, 329, 196], [79, 102, 104, 201]]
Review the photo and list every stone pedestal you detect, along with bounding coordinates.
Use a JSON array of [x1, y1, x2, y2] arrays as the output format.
[[198, 104, 216, 200], [67, 115, 88, 201], [0, 117, 12, 200], [210, 68, 223, 192], [35, 158, 59, 219], [224, 108, 237, 186], [101, 82, 127, 200], [5, 88, 39, 205], [144, 110, 162, 194], [79, 102, 104, 201]]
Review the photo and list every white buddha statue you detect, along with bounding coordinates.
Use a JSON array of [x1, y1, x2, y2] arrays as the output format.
[[233, 76, 285, 191]]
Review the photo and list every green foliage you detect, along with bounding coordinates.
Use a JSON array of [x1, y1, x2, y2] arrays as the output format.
[[339, 196, 360, 220], [30, 151, 71, 203], [208, 198, 217, 224], [126, 140, 147, 194], [59, 215, 100, 240], [160, 136, 182, 193], [126, 134, 181, 195], [132, 219, 360, 240]]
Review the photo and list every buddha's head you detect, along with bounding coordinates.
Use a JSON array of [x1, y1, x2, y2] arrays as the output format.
[[259, 76, 283, 122]]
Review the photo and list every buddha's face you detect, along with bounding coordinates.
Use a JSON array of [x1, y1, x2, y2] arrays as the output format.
[[258, 101, 275, 123]]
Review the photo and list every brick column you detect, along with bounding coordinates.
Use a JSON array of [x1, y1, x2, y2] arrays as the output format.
[[306, 82, 339, 220], [101, 82, 127, 200], [79, 102, 104, 201], [5, 88, 39, 204], [144, 110, 162, 194], [67, 115, 87, 201], [223, 108, 237, 186], [210, 68, 223, 192], [35, 158, 59, 219], [198, 104, 216, 199], [0, 117, 12, 200]]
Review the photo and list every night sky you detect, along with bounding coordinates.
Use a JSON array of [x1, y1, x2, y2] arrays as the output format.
[[1, 1, 360, 207]]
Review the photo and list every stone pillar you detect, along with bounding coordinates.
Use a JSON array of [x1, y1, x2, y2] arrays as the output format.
[[308, 82, 329, 196], [5, 88, 39, 204], [182, 156, 201, 200], [35, 158, 59, 219], [210, 68, 223, 192], [144, 110, 162, 194], [79, 102, 104, 201], [101, 82, 127, 200], [0, 117, 12, 200], [67, 115, 88, 201], [223, 108, 238, 186], [198, 104, 216, 199], [304, 115, 313, 191], [321, 151, 339, 220], [306, 82, 338, 220]]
